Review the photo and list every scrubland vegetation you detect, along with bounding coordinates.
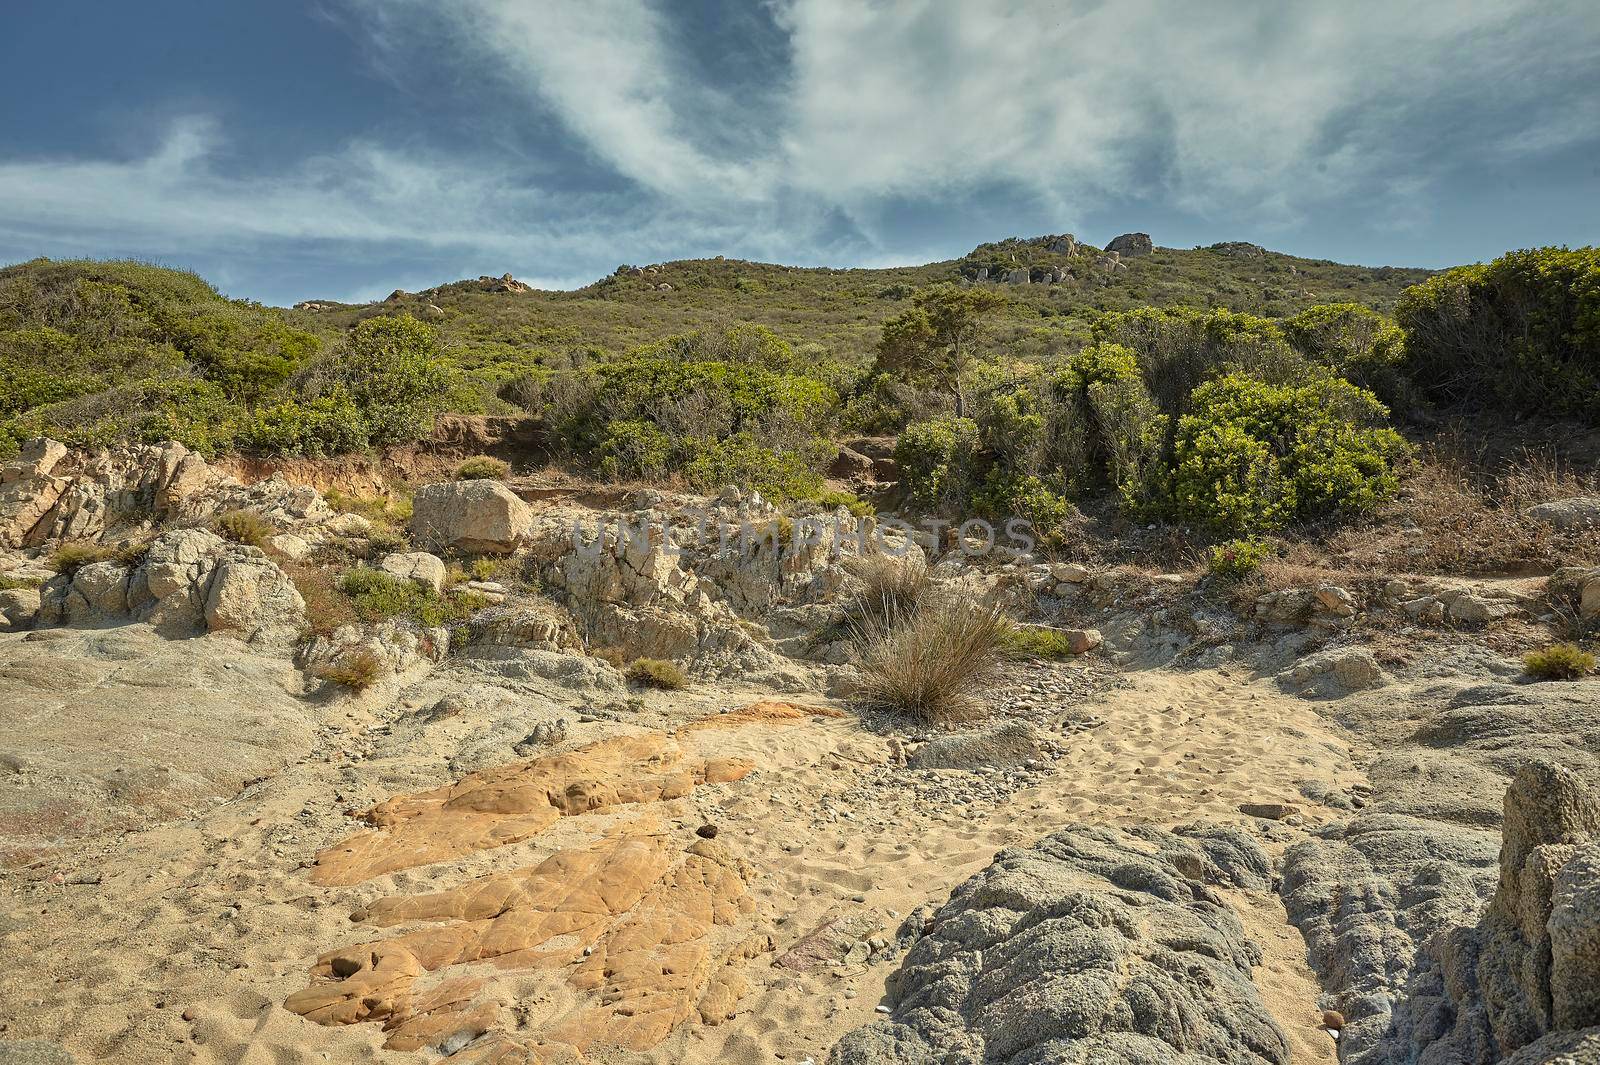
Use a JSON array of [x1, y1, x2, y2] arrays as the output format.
[[1, 241, 1595, 550]]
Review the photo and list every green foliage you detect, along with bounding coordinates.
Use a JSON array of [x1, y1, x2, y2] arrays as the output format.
[[212, 509, 273, 548], [1207, 538, 1271, 581], [1001, 625, 1081, 660], [0, 574, 42, 590], [681, 432, 827, 500], [304, 315, 451, 445], [972, 471, 1077, 542], [625, 657, 689, 690], [1167, 373, 1409, 533], [554, 354, 837, 500], [1284, 303, 1409, 408], [337, 567, 475, 628], [875, 285, 1008, 415], [816, 489, 873, 517], [456, 455, 510, 481], [1523, 642, 1596, 681], [895, 416, 979, 511], [597, 418, 674, 481], [1395, 247, 1600, 422]]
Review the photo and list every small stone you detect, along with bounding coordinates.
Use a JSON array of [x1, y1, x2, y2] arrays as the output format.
[[695, 824, 719, 839]]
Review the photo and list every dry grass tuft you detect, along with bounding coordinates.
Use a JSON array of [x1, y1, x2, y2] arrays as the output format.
[[212, 509, 273, 548], [850, 596, 1012, 724], [316, 649, 384, 691], [844, 551, 930, 632]]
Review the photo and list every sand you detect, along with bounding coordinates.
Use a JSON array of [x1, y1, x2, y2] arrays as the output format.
[[0, 654, 1351, 1064]]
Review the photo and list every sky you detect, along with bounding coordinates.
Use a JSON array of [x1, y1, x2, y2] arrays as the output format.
[[1, 0, 1597, 307]]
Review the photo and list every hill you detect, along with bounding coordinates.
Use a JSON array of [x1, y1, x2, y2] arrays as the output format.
[[286, 235, 1431, 373]]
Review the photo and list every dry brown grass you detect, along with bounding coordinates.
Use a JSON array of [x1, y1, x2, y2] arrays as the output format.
[[849, 596, 1012, 724], [316, 649, 383, 691], [280, 562, 358, 638], [625, 657, 689, 690], [1319, 442, 1598, 577], [844, 551, 931, 631]]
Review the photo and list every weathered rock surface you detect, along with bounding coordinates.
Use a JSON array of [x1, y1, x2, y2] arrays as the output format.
[[0, 438, 331, 549], [908, 719, 1052, 771], [37, 529, 305, 646], [1526, 497, 1600, 532], [1105, 232, 1155, 257], [0, 625, 313, 864], [378, 550, 447, 594], [411, 479, 532, 552], [289, 703, 833, 1058], [829, 822, 1288, 1065], [1282, 677, 1600, 1064]]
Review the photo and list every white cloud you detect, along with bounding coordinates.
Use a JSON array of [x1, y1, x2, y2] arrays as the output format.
[[0, 0, 1595, 301]]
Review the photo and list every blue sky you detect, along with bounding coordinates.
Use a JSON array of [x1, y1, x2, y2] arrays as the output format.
[[2, 0, 1597, 307]]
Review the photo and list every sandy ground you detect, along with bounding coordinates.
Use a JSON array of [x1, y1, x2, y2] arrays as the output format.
[[0, 646, 1351, 1064]]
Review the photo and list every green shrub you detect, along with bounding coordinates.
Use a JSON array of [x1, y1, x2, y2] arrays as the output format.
[[1395, 248, 1600, 422], [337, 567, 474, 627], [681, 432, 828, 501], [212, 509, 273, 548], [1283, 303, 1409, 407], [0, 574, 43, 591], [456, 455, 510, 481], [1165, 372, 1409, 533], [895, 415, 979, 511], [625, 657, 689, 690], [1207, 538, 1271, 582], [301, 315, 452, 446], [1001, 625, 1081, 660], [1523, 642, 1596, 680], [816, 489, 873, 517]]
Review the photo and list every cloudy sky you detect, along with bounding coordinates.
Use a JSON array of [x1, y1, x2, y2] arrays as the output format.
[[2, 1, 1597, 306]]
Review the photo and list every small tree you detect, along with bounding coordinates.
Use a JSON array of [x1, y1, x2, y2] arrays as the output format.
[[317, 315, 451, 445], [876, 285, 1007, 416]]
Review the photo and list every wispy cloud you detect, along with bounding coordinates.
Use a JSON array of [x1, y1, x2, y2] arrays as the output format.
[[0, 0, 1596, 303]]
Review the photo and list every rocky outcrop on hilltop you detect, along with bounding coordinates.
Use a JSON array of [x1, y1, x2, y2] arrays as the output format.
[[1105, 232, 1155, 257], [830, 823, 1289, 1065]]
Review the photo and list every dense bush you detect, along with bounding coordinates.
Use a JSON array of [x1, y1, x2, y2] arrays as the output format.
[[456, 455, 509, 481], [1395, 247, 1600, 422], [894, 416, 979, 511], [1207, 538, 1271, 582], [1167, 373, 1409, 533], [549, 352, 837, 500], [337, 567, 473, 627], [300, 315, 451, 446], [1283, 303, 1409, 407], [624, 657, 689, 690]]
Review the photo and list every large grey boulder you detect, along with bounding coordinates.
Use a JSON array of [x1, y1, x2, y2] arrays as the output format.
[[1287, 752, 1600, 1065], [829, 823, 1287, 1065], [1527, 498, 1600, 532], [1104, 232, 1154, 257], [410, 480, 531, 553], [379, 550, 447, 594]]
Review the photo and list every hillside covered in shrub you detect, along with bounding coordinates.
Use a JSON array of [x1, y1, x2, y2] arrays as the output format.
[[1, 239, 1594, 536]]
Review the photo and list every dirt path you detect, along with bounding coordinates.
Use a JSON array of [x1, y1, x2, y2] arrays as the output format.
[[1, 661, 1353, 1064]]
